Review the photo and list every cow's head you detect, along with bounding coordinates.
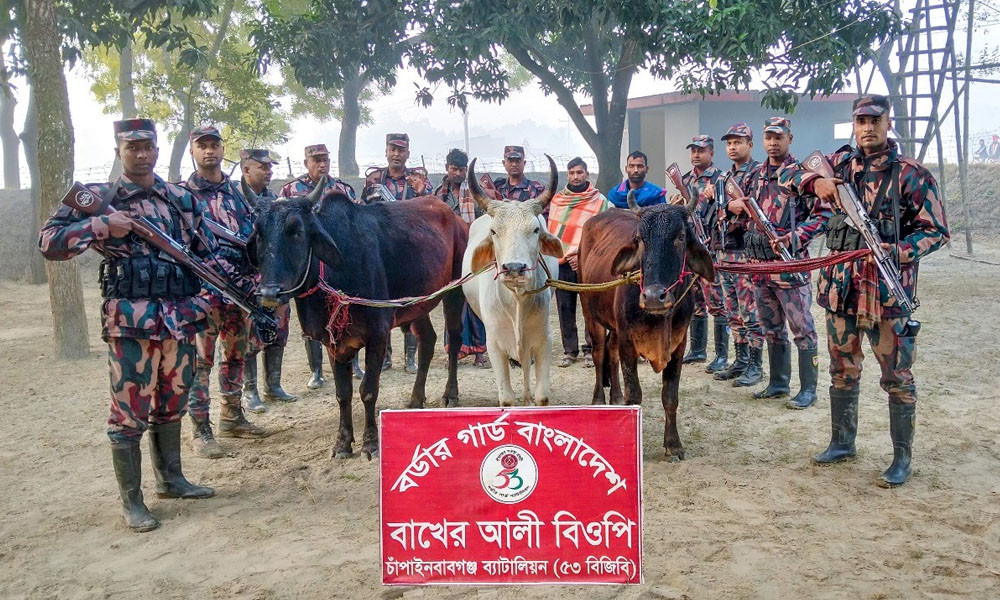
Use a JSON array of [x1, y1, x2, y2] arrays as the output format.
[[246, 177, 343, 308], [467, 154, 563, 293], [611, 191, 714, 314]]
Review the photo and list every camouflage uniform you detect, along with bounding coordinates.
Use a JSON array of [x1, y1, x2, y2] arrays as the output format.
[[780, 95, 949, 486], [744, 117, 827, 407], [182, 166, 256, 423], [362, 133, 430, 203], [39, 118, 215, 530], [493, 144, 546, 204], [682, 158, 725, 320], [280, 174, 357, 202], [40, 172, 217, 444], [714, 123, 765, 384]]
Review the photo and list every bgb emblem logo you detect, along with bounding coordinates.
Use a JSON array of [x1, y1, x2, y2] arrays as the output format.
[[480, 444, 538, 504], [75, 190, 96, 208]]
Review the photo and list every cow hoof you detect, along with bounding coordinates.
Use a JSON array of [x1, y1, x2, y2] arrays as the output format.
[[591, 398, 605, 405], [536, 398, 549, 407], [333, 449, 353, 460], [499, 398, 515, 407], [362, 447, 379, 461], [442, 396, 459, 408], [665, 448, 686, 462], [407, 398, 425, 409]]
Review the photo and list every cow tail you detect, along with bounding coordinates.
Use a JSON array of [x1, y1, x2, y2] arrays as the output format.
[[602, 349, 611, 389]]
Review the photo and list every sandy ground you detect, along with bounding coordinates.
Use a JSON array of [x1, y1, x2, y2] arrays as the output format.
[[2, 237, 1000, 600]]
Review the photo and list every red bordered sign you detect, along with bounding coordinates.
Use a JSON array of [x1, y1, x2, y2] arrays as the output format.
[[379, 406, 643, 585]]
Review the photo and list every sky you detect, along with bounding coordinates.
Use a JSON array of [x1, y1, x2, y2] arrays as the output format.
[[3, 3, 1000, 188]]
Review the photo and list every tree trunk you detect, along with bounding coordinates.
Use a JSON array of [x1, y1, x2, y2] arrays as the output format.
[[337, 71, 363, 177], [0, 47, 21, 190], [108, 40, 137, 182], [594, 134, 624, 197], [24, 0, 91, 359], [168, 0, 235, 182], [21, 86, 47, 285]]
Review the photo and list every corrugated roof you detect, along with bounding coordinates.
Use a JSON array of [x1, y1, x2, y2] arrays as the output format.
[[580, 90, 857, 116]]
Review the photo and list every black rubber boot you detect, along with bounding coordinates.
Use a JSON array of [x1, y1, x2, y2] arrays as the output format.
[[242, 351, 266, 414], [404, 331, 418, 374], [705, 318, 730, 373], [715, 342, 749, 381], [787, 347, 819, 409], [753, 342, 791, 398], [813, 387, 858, 464], [264, 345, 297, 401], [218, 402, 270, 438], [682, 316, 708, 364], [733, 344, 764, 387], [876, 402, 915, 488], [352, 354, 365, 380], [305, 340, 325, 390], [149, 422, 215, 499], [382, 337, 393, 371], [111, 442, 159, 532]]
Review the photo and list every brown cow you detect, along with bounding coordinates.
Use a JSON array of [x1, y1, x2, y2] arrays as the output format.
[[578, 192, 714, 460]]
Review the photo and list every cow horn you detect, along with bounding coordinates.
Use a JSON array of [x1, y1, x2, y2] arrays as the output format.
[[626, 189, 640, 213], [241, 179, 259, 204], [467, 158, 492, 212], [685, 188, 699, 216], [534, 154, 558, 211], [305, 175, 327, 204]]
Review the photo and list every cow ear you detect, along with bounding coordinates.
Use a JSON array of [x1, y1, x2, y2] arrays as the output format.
[[611, 239, 640, 275], [539, 230, 564, 259], [308, 213, 343, 269], [471, 238, 496, 272], [685, 223, 715, 282]]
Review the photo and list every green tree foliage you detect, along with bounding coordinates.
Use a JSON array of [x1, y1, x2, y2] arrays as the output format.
[[82, 0, 292, 173], [411, 0, 900, 191]]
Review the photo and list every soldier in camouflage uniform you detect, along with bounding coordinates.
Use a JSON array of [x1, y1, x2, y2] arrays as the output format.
[[780, 95, 949, 487], [493, 145, 547, 217], [39, 118, 215, 531], [281, 143, 359, 390], [362, 133, 432, 374], [713, 122, 765, 386], [182, 126, 268, 458], [741, 117, 825, 409], [679, 135, 726, 370], [239, 149, 296, 412]]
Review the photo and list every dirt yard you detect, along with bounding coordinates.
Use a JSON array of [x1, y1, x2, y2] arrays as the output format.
[[2, 238, 999, 600]]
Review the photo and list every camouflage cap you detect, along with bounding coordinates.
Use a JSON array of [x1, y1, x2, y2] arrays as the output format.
[[852, 94, 891, 117], [304, 144, 329, 158], [113, 118, 156, 142], [386, 133, 410, 148], [189, 124, 222, 142], [240, 148, 277, 164], [686, 134, 714, 149], [763, 116, 792, 135], [504, 145, 525, 159], [721, 121, 753, 141]]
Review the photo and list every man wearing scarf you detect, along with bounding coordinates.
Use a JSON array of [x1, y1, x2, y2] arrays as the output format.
[[781, 95, 949, 488], [547, 157, 609, 368], [435, 148, 490, 368]]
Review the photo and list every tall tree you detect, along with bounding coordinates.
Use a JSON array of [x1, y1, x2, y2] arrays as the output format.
[[22, 0, 90, 358], [0, 41, 20, 189], [254, 0, 409, 177], [413, 0, 899, 193]]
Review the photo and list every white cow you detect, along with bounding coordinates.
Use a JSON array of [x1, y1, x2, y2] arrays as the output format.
[[462, 156, 563, 406]]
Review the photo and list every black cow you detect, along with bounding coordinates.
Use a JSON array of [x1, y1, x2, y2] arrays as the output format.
[[578, 193, 714, 460], [247, 180, 468, 459]]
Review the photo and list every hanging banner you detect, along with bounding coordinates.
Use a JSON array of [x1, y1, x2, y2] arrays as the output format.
[[379, 406, 643, 585]]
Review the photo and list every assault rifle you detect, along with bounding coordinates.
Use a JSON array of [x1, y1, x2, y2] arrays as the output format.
[[203, 217, 246, 247], [62, 182, 279, 343], [801, 151, 917, 313], [665, 162, 709, 245], [725, 177, 807, 286], [375, 184, 397, 203]]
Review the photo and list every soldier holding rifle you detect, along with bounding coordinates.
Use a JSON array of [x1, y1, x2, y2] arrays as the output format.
[[781, 95, 949, 488], [38, 118, 225, 531], [736, 117, 825, 410]]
